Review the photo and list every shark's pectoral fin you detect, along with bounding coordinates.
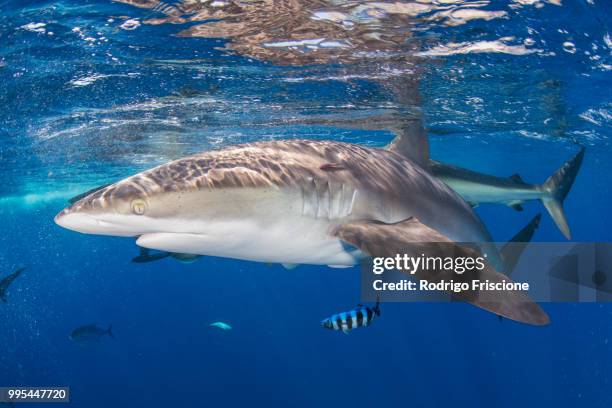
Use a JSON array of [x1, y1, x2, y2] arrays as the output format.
[[509, 173, 526, 184], [333, 218, 549, 326]]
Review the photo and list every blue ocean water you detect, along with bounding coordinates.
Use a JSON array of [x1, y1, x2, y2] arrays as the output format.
[[1, 0, 611, 407]]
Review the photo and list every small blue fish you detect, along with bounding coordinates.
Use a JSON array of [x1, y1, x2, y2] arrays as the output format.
[[321, 299, 381, 334]]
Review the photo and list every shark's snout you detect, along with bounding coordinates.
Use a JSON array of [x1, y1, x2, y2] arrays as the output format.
[[55, 180, 149, 236], [54, 209, 103, 234], [55, 208, 139, 236]]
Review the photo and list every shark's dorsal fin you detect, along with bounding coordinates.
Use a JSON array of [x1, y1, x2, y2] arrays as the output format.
[[509, 203, 524, 211], [333, 217, 549, 326], [386, 120, 430, 171], [509, 174, 525, 184]]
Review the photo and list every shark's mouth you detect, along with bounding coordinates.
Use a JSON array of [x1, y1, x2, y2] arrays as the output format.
[[54, 211, 139, 237]]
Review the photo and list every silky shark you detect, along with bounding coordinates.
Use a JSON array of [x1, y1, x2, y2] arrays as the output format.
[[56, 139, 549, 325], [431, 149, 584, 240]]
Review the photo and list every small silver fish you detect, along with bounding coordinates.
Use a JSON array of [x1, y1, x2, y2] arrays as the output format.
[[209, 322, 232, 330]]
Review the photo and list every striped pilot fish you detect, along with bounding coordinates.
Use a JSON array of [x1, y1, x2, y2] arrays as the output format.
[[321, 299, 381, 334]]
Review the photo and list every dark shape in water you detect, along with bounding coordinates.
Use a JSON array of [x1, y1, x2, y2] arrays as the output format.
[[69, 183, 113, 205], [171, 86, 202, 98], [170, 253, 200, 264], [131, 247, 200, 264], [132, 247, 171, 263], [501, 213, 542, 276], [592, 269, 607, 287], [0, 267, 25, 303], [171, 85, 218, 98], [70, 324, 114, 343]]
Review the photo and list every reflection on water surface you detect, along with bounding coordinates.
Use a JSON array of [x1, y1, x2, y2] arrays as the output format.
[[116, 0, 540, 64]]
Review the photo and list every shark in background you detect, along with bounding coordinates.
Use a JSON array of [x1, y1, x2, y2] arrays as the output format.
[[284, 111, 584, 239], [430, 148, 584, 240], [55, 136, 550, 325]]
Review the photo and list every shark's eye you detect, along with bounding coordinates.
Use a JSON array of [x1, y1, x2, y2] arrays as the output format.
[[131, 198, 147, 215]]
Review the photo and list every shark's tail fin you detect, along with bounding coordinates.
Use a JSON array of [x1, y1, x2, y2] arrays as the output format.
[[540, 147, 585, 240], [107, 325, 115, 339]]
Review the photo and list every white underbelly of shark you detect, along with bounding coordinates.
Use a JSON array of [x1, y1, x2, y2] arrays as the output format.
[[135, 217, 362, 266]]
